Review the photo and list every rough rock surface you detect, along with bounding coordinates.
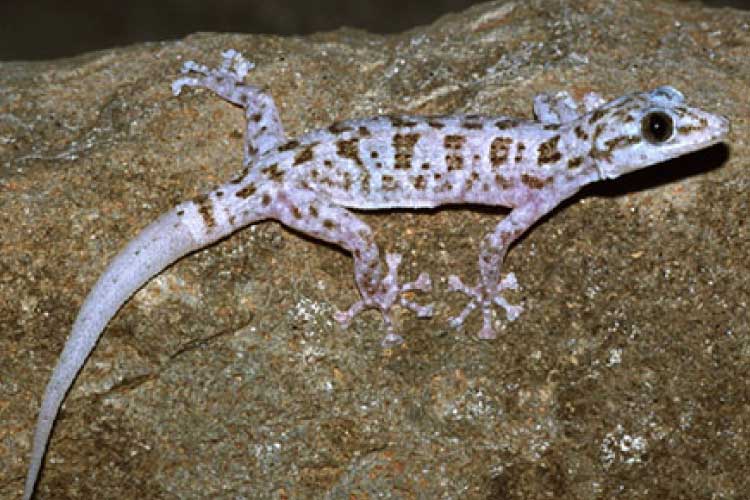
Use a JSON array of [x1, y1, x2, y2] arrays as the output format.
[[2, 0, 748, 498]]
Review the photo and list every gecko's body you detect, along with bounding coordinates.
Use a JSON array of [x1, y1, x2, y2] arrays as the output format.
[[23, 50, 728, 498]]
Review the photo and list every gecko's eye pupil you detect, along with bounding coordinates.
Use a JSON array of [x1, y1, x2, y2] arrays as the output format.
[[642, 111, 673, 144]]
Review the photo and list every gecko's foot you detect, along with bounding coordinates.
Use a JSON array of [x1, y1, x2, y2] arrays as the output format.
[[447, 272, 522, 340], [171, 49, 255, 99], [334, 253, 433, 347]]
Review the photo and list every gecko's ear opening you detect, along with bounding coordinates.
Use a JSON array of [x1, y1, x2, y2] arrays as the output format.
[[650, 86, 685, 104]]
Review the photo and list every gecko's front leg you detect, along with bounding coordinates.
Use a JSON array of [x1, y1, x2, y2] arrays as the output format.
[[448, 200, 554, 339]]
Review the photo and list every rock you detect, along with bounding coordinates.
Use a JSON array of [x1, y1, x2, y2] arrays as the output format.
[[2, 0, 747, 497]]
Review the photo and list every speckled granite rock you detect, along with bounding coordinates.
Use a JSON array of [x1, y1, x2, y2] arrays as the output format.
[[2, 0, 748, 498]]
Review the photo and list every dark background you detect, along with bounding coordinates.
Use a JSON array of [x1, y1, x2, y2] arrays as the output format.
[[1, 0, 748, 61]]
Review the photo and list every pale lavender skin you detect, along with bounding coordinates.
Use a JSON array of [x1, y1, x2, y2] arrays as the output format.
[[23, 49, 729, 498]]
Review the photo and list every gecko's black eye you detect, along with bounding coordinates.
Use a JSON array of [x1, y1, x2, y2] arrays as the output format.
[[641, 111, 673, 144]]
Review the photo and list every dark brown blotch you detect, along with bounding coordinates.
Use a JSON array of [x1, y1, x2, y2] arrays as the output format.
[[230, 166, 250, 184], [495, 119, 519, 130], [537, 135, 562, 165], [393, 133, 420, 170], [521, 174, 550, 190], [277, 140, 300, 152], [381, 174, 398, 191], [444, 134, 466, 171], [336, 138, 364, 167], [235, 182, 257, 199], [462, 120, 483, 130], [386, 115, 418, 128], [293, 142, 318, 166], [567, 156, 584, 170], [358, 125, 372, 137], [574, 126, 588, 140], [490, 136, 513, 168], [193, 193, 215, 228], [261, 163, 284, 182], [494, 174, 513, 190], [588, 107, 607, 125], [329, 121, 353, 134]]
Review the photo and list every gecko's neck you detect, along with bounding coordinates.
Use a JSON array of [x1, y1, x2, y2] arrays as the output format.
[[548, 122, 606, 192]]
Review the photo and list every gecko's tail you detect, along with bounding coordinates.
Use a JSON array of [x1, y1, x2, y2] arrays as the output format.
[[23, 206, 204, 499]]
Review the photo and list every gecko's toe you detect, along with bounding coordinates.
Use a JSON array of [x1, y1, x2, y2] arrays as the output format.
[[478, 324, 498, 340], [447, 271, 522, 339], [381, 331, 405, 348]]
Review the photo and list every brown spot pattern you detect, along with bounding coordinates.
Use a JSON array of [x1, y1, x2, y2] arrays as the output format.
[[494, 174, 513, 189], [574, 126, 588, 140], [387, 115, 418, 128], [358, 125, 372, 137], [381, 174, 399, 191], [277, 140, 300, 152], [444, 134, 466, 171], [462, 120, 483, 130], [521, 174, 549, 190], [336, 138, 363, 167], [329, 121, 353, 134], [393, 133, 420, 170], [588, 107, 607, 125], [261, 163, 284, 182], [495, 119, 519, 130], [490, 137, 513, 168], [235, 182, 257, 199], [591, 135, 642, 161], [514, 142, 526, 163], [193, 194, 215, 228], [677, 117, 708, 134], [230, 167, 250, 184], [537, 135, 562, 165], [293, 143, 317, 166], [567, 156, 584, 170]]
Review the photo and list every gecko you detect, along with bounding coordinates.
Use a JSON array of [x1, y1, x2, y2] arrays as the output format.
[[23, 49, 728, 498]]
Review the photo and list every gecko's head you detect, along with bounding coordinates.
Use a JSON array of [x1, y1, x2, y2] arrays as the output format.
[[586, 86, 729, 180]]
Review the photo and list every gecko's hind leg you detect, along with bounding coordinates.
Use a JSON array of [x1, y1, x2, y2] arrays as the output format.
[[275, 189, 433, 347], [335, 253, 433, 346], [171, 49, 286, 164]]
